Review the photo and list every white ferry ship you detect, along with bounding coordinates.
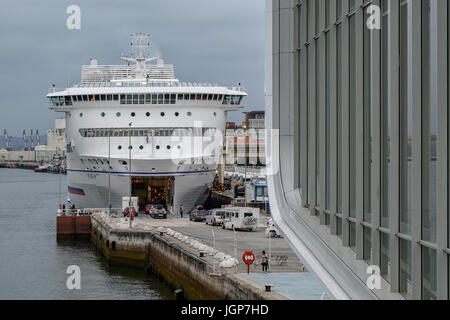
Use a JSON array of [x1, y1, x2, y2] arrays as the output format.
[[48, 33, 246, 213]]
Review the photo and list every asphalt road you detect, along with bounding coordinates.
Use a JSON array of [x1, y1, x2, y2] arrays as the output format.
[[133, 213, 306, 273]]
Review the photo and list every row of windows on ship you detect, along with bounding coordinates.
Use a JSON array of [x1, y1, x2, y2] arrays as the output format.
[[78, 127, 217, 138], [50, 93, 243, 106]]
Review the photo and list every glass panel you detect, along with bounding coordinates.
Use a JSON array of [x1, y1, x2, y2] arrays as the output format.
[[349, 14, 356, 219], [422, 247, 437, 300], [315, 39, 320, 208], [364, 7, 372, 223], [337, 24, 342, 213], [380, 232, 390, 282], [325, 32, 331, 211], [363, 227, 371, 262], [349, 221, 356, 251], [399, 1, 411, 235], [399, 239, 412, 298], [421, 0, 436, 244], [337, 217, 342, 239], [381, 0, 390, 228]]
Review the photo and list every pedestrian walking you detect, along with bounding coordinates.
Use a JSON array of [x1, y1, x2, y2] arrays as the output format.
[[180, 204, 184, 219], [261, 250, 269, 273]]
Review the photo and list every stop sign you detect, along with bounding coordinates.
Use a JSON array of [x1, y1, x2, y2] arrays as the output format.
[[242, 250, 255, 265]]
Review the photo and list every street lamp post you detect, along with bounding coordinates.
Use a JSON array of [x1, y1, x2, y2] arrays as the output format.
[[129, 122, 133, 228]]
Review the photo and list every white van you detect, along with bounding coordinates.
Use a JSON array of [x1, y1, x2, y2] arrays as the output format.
[[222, 207, 260, 231], [205, 209, 226, 226]]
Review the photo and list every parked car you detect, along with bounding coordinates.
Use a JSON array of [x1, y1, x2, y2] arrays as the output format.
[[150, 204, 167, 219], [145, 204, 156, 215], [205, 209, 226, 226], [189, 206, 207, 222]]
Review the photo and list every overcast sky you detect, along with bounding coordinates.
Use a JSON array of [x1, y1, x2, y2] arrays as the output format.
[[0, 0, 265, 136]]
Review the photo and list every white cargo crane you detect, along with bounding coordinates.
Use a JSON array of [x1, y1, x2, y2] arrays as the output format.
[[36, 129, 41, 146], [3, 129, 12, 151], [23, 129, 29, 151], [30, 129, 35, 151]]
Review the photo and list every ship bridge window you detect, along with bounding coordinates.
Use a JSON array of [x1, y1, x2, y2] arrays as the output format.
[[145, 94, 151, 104], [106, 95, 112, 101], [158, 94, 163, 104], [51, 97, 62, 106], [120, 94, 126, 104], [213, 94, 218, 100], [113, 95, 118, 101], [191, 94, 196, 100], [196, 94, 201, 101], [100, 95, 106, 101], [202, 94, 207, 100], [95, 95, 100, 101], [77, 95, 82, 101], [152, 94, 157, 104], [89, 95, 95, 101], [82, 95, 88, 101], [133, 94, 138, 104], [178, 94, 183, 100], [139, 94, 144, 104], [184, 94, 190, 100], [223, 95, 231, 105], [72, 96, 78, 102], [208, 94, 213, 101], [164, 94, 170, 104]]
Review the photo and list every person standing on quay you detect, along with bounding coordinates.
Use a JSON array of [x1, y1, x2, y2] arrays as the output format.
[[180, 204, 184, 219], [261, 250, 269, 273]]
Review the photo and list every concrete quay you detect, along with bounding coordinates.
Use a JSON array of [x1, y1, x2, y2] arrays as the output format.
[[90, 213, 306, 300]]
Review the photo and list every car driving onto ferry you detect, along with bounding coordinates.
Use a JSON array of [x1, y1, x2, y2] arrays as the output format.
[[149, 204, 167, 219], [221, 207, 260, 231]]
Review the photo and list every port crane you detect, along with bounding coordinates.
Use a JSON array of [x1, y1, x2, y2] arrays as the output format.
[[3, 129, 12, 151], [35, 129, 41, 146], [30, 129, 35, 151], [23, 129, 29, 151]]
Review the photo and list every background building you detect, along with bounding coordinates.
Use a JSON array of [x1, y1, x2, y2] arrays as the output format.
[[266, 0, 449, 299]]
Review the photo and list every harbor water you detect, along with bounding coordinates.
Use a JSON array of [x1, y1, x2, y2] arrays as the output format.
[[0, 168, 174, 300]]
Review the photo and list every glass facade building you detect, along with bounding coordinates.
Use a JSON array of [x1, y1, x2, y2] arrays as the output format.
[[266, 0, 449, 299]]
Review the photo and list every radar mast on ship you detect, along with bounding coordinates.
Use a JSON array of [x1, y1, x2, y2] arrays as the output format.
[[120, 33, 159, 80]]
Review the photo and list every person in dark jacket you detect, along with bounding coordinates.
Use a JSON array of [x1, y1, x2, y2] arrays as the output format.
[[180, 204, 184, 219], [261, 250, 269, 273]]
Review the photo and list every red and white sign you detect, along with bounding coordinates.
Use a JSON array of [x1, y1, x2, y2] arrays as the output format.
[[242, 250, 255, 273]]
